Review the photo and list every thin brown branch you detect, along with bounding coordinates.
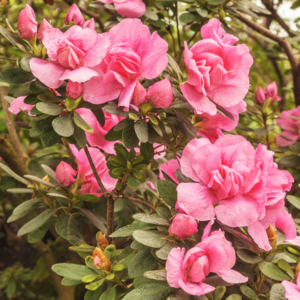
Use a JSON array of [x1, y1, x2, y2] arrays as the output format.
[[188, 31, 198, 46], [122, 195, 156, 212]]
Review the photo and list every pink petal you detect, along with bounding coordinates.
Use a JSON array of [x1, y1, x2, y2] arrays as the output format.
[[118, 78, 139, 107], [248, 221, 272, 251], [132, 81, 147, 106], [178, 279, 215, 296], [8, 96, 34, 114], [166, 248, 185, 288], [217, 270, 248, 284], [60, 67, 98, 83], [114, 0, 146, 18], [56, 161, 77, 187], [201, 220, 214, 241], [281, 280, 300, 300]]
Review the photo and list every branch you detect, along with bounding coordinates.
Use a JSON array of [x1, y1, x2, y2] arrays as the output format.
[[122, 195, 156, 212]]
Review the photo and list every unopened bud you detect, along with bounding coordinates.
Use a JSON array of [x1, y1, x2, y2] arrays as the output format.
[[98, 232, 109, 249], [266, 224, 277, 250], [91, 247, 111, 271]]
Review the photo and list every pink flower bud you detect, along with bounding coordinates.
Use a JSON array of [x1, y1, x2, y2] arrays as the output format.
[[37, 19, 52, 41], [56, 161, 77, 187], [146, 78, 173, 108], [17, 4, 38, 40], [65, 4, 84, 26], [255, 86, 266, 104], [132, 81, 147, 106], [67, 81, 84, 99], [82, 18, 95, 29], [170, 213, 198, 240], [265, 81, 281, 102], [57, 43, 84, 69]]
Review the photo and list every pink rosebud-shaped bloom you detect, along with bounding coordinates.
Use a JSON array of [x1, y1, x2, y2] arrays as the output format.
[[96, 0, 145, 18], [84, 19, 168, 107], [197, 101, 246, 143], [170, 213, 198, 240], [265, 81, 281, 102], [282, 272, 300, 300], [8, 96, 34, 114], [159, 158, 180, 184], [65, 4, 85, 26], [67, 81, 84, 99], [83, 18, 96, 30], [56, 161, 77, 187], [255, 86, 266, 105], [37, 19, 52, 41], [30, 25, 110, 89], [17, 4, 38, 40], [180, 19, 253, 115], [76, 108, 124, 154], [166, 222, 248, 296], [132, 82, 147, 106], [146, 79, 173, 108], [276, 106, 300, 147]]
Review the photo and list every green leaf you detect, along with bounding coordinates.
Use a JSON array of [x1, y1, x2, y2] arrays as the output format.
[[110, 221, 156, 238], [99, 286, 116, 300], [259, 262, 291, 281], [7, 188, 34, 194], [30, 118, 54, 137], [287, 195, 300, 210], [27, 217, 57, 243], [155, 242, 177, 260], [123, 124, 139, 149], [56, 215, 80, 240], [123, 283, 173, 300], [28, 159, 46, 178], [135, 120, 149, 143], [0, 68, 34, 84], [196, 8, 208, 17], [140, 143, 154, 161], [133, 230, 168, 248], [179, 12, 197, 23], [75, 194, 100, 203], [167, 53, 182, 81], [12, 198, 41, 217], [73, 111, 94, 133], [52, 115, 74, 137], [0, 24, 21, 45], [78, 208, 107, 234], [127, 174, 140, 188], [237, 248, 263, 264], [41, 129, 61, 147], [114, 119, 134, 131], [144, 270, 167, 281], [91, 109, 105, 127], [270, 283, 287, 300], [37, 94, 62, 103], [18, 209, 58, 236], [24, 175, 56, 188], [0, 163, 30, 185], [36, 102, 64, 116], [215, 286, 226, 300], [105, 126, 123, 141], [156, 207, 171, 221], [144, 8, 159, 20], [133, 213, 169, 226], [84, 286, 104, 300], [278, 259, 294, 278], [52, 263, 96, 281], [240, 286, 259, 300], [74, 125, 87, 148], [85, 278, 105, 291], [226, 296, 242, 300], [157, 180, 177, 207], [128, 248, 158, 278], [61, 278, 82, 286]]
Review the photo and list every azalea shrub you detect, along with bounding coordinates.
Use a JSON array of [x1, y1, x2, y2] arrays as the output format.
[[2, 1, 300, 300]]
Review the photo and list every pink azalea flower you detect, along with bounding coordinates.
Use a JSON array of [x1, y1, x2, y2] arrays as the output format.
[[37, 19, 52, 41], [84, 19, 168, 107], [132, 79, 173, 108], [256, 81, 281, 104], [56, 161, 77, 187], [17, 4, 38, 40], [65, 4, 85, 26], [76, 108, 124, 154], [180, 18, 253, 115], [159, 158, 180, 184], [276, 106, 300, 147], [281, 272, 300, 300], [166, 221, 248, 296], [83, 19, 95, 30], [8, 96, 34, 114], [170, 213, 198, 240], [255, 86, 266, 104], [30, 25, 110, 89], [196, 101, 246, 143], [96, 0, 146, 18]]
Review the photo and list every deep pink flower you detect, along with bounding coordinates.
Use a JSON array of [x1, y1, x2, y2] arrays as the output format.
[[166, 221, 247, 296], [67, 81, 84, 99], [256, 82, 281, 104], [76, 108, 124, 154], [159, 158, 180, 184], [281, 272, 300, 300], [180, 19, 253, 115], [196, 101, 246, 143], [276, 106, 300, 147], [96, 0, 145, 18], [84, 19, 168, 107], [30, 25, 110, 88], [37, 19, 52, 41], [65, 4, 85, 26], [17, 4, 38, 40], [170, 213, 198, 240], [255, 86, 266, 105], [132, 79, 173, 108], [56, 161, 77, 187], [8, 96, 34, 114]]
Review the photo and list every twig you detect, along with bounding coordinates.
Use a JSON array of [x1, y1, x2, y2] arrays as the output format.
[[122, 195, 156, 212], [188, 31, 198, 46]]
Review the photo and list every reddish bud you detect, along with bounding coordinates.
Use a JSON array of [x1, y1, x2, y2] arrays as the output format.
[[65, 4, 84, 26], [66, 81, 84, 99], [37, 19, 52, 41], [91, 247, 111, 271], [97, 232, 109, 249], [17, 4, 38, 40]]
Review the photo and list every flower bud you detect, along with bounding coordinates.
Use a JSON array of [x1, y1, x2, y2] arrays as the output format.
[[146, 79, 173, 109], [17, 4, 38, 40], [255, 86, 266, 105], [66, 81, 84, 99], [37, 19, 52, 41], [82, 18, 96, 30], [97, 232, 109, 249], [91, 247, 111, 271], [170, 213, 198, 240], [56, 161, 77, 187], [266, 224, 277, 250], [65, 4, 84, 26]]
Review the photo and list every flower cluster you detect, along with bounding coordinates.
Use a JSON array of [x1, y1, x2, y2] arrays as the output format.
[[256, 81, 281, 104]]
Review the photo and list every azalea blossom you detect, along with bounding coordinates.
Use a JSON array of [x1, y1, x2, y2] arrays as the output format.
[[281, 272, 300, 300], [17, 4, 38, 40], [159, 158, 180, 184], [8, 96, 34, 115], [256, 81, 281, 104]]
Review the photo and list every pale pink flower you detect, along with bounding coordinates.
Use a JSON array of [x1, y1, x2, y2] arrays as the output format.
[[30, 25, 110, 88], [281, 272, 300, 300], [8, 96, 34, 114], [181, 19, 253, 115], [65, 4, 85, 26], [56, 161, 77, 187], [67, 81, 84, 99], [96, 0, 145, 18], [256, 81, 281, 104], [159, 158, 180, 184], [37, 19, 52, 41], [17, 4, 38, 40], [276, 106, 300, 147], [170, 213, 198, 240], [76, 108, 124, 154], [84, 19, 168, 107], [166, 221, 247, 296]]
